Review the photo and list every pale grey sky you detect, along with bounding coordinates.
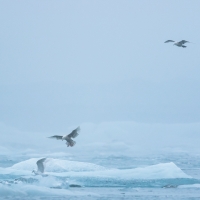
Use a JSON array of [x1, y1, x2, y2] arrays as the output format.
[[1, 1, 200, 132]]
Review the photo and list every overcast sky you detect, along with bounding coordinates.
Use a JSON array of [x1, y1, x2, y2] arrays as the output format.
[[1, 1, 200, 132]]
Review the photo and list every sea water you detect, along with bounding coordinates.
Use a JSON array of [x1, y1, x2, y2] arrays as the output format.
[[1, 152, 200, 199]]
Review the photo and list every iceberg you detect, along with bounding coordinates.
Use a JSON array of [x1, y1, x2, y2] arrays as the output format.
[[2, 158, 190, 180]]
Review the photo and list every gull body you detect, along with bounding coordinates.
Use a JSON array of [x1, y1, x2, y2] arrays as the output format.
[[48, 126, 80, 147]]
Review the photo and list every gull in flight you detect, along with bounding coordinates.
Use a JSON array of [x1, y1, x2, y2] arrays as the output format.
[[48, 126, 80, 147], [164, 40, 190, 48], [32, 158, 48, 176]]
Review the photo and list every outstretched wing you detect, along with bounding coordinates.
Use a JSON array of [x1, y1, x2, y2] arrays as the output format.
[[48, 135, 63, 140], [178, 40, 189, 45], [164, 40, 175, 43], [68, 126, 80, 138], [36, 158, 46, 173]]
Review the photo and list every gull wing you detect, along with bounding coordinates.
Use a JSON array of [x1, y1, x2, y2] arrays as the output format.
[[68, 126, 80, 138], [164, 40, 175, 43], [36, 158, 46, 173], [48, 135, 63, 140], [178, 40, 189, 45]]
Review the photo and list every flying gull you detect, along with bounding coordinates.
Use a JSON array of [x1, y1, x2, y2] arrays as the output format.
[[32, 158, 48, 176], [48, 126, 80, 147], [164, 40, 190, 48]]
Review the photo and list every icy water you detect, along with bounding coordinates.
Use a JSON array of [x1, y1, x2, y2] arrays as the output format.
[[1, 152, 200, 199]]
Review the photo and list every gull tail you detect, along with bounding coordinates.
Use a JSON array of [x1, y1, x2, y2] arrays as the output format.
[[66, 140, 76, 147]]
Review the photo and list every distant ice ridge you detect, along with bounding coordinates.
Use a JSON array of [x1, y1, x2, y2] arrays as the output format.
[[1, 121, 200, 157], [1, 158, 191, 179]]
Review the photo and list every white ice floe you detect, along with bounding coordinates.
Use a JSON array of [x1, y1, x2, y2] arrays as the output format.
[[2, 158, 191, 179]]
